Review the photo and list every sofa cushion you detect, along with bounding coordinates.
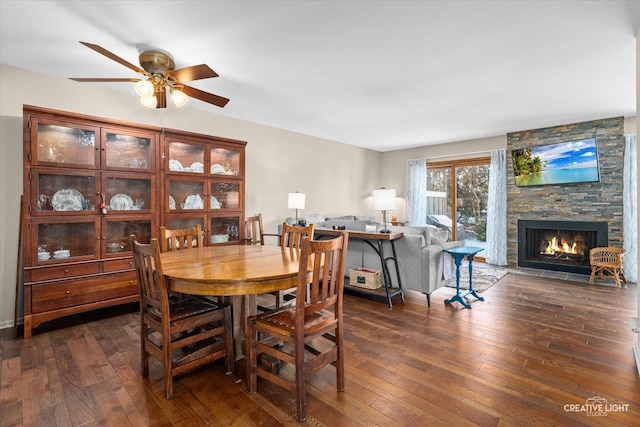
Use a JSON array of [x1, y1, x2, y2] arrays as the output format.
[[354, 215, 375, 221], [325, 215, 356, 222], [432, 230, 449, 245], [302, 213, 326, 224]]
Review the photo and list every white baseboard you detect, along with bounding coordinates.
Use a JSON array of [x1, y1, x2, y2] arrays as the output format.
[[0, 319, 15, 330], [634, 344, 640, 378]]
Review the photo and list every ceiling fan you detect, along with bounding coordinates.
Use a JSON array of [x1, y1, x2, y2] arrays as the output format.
[[69, 41, 229, 109]]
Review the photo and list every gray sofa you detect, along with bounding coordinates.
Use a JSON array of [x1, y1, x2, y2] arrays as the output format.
[[284, 214, 451, 307]]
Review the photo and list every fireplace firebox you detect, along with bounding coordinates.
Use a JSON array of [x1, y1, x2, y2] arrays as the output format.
[[517, 220, 608, 275]]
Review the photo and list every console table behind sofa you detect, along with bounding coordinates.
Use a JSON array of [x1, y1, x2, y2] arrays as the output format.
[[283, 215, 451, 307]]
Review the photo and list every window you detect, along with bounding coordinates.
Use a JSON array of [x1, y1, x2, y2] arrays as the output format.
[[426, 157, 490, 258]]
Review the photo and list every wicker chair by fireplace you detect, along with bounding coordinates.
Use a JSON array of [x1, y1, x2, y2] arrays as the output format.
[[589, 247, 627, 287]]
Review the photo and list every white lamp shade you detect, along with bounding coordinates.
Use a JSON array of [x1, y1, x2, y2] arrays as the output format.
[[134, 80, 155, 97], [373, 188, 396, 210], [170, 88, 189, 107], [288, 192, 305, 209], [139, 95, 158, 109]]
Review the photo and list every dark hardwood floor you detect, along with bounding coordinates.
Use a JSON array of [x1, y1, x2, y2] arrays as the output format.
[[1, 272, 639, 426]]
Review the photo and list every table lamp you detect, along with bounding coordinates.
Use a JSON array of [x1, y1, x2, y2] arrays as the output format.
[[373, 188, 396, 233], [288, 192, 306, 225]]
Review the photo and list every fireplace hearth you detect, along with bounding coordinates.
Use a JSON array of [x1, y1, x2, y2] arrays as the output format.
[[517, 220, 608, 275]]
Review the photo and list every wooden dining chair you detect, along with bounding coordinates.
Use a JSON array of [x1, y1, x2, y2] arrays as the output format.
[[129, 235, 234, 400], [159, 224, 203, 252], [246, 232, 349, 421], [274, 222, 315, 307], [244, 214, 265, 246]]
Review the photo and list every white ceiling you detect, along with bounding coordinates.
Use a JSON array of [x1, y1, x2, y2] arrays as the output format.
[[1, 1, 638, 152]]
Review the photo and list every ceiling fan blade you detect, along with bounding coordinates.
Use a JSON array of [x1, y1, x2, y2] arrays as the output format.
[[69, 78, 140, 82], [166, 64, 218, 82], [181, 84, 229, 108], [155, 88, 167, 109], [79, 41, 149, 76]]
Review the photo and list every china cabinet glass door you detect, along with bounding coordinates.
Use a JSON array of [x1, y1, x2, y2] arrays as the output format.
[[103, 128, 155, 172], [104, 218, 154, 255], [167, 179, 205, 212], [167, 140, 205, 173], [34, 219, 100, 263], [210, 216, 241, 244], [31, 119, 100, 168], [210, 147, 241, 176], [104, 174, 154, 212], [210, 182, 241, 210], [33, 170, 97, 214]]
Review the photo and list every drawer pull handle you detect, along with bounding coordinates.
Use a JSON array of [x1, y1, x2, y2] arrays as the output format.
[[65, 269, 69, 273], [66, 290, 70, 295]]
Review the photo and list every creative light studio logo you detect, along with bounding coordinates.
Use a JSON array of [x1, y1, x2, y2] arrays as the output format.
[[564, 396, 630, 417]]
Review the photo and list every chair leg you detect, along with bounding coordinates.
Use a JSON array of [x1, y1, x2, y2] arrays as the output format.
[[295, 338, 306, 421], [246, 319, 257, 393], [141, 316, 149, 378], [426, 293, 431, 307], [613, 270, 622, 287], [223, 306, 234, 374], [336, 324, 345, 392], [163, 332, 174, 399], [589, 267, 596, 283]]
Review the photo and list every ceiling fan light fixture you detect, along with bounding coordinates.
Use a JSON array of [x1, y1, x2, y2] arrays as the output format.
[[139, 95, 158, 109], [170, 88, 189, 108], [134, 79, 155, 97]]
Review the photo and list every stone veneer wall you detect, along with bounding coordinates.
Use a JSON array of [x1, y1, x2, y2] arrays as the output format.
[[506, 117, 625, 268]]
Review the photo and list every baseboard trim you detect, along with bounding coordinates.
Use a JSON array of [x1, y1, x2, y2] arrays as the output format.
[[634, 344, 640, 378], [0, 319, 15, 330]]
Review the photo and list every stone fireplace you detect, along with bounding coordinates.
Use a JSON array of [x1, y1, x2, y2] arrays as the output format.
[[506, 117, 625, 276], [517, 220, 608, 275]]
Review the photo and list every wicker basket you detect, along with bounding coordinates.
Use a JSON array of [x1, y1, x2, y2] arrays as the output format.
[[349, 268, 382, 289]]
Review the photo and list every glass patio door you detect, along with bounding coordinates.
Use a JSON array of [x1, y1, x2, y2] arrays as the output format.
[[426, 158, 490, 258]]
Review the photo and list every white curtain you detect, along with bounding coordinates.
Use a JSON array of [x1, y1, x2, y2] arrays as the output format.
[[405, 158, 427, 226], [623, 135, 637, 283], [485, 149, 508, 266]]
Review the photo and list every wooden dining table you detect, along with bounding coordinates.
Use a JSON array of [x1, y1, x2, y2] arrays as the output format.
[[160, 244, 310, 359]]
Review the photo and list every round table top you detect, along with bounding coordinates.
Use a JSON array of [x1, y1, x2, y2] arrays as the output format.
[[160, 244, 307, 296]]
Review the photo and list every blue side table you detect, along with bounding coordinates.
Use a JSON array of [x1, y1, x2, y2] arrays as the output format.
[[443, 246, 485, 309]]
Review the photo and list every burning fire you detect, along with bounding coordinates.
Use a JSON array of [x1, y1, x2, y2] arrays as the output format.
[[544, 236, 578, 255]]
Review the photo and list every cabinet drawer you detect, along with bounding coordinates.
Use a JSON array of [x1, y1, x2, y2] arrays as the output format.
[[31, 271, 138, 313], [30, 263, 99, 282], [103, 258, 135, 272]]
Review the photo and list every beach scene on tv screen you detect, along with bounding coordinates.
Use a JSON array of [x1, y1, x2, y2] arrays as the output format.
[[512, 137, 599, 187]]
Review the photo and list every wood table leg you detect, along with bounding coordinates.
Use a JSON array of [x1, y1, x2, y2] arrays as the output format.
[[228, 294, 257, 360]]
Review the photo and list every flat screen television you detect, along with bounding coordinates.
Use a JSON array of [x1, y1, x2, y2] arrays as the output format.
[[512, 137, 600, 187]]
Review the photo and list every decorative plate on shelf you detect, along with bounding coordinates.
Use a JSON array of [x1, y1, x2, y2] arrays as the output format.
[[169, 159, 183, 171], [211, 163, 226, 174], [210, 196, 221, 209], [189, 162, 204, 173], [169, 195, 176, 210], [183, 194, 204, 209], [109, 193, 133, 210], [51, 188, 84, 211]]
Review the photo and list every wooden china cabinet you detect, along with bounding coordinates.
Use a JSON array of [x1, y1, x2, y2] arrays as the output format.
[[21, 106, 246, 337]]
